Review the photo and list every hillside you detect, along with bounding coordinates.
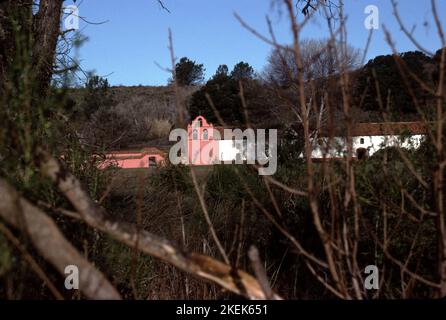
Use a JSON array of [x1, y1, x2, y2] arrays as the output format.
[[68, 85, 199, 150]]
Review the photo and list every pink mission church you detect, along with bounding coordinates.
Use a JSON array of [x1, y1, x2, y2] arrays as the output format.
[[100, 116, 244, 169], [186, 115, 240, 165], [99, 115, 428, 169]]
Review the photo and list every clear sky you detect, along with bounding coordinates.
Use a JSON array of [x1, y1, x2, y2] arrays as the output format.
[[71, 0, 446, 86]]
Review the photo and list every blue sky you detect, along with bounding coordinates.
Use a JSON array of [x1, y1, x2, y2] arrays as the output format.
[[71, 0, 446, 86]]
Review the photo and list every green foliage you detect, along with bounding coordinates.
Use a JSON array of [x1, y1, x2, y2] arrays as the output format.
[[214, 64, 229, 78], [79, 75, 113, 119], [91, 235, 156, 299], [433, 47, 446, 85], [205, 165, 263, 201], [353, 148, 437, 295], [0, 20, 54, 191], [278, 122, 305, 163], [188, 62, 256, 125], [231, 62, 255, 81], [354, 51, 435, 116], [173, 57, 205, 86], [189, 69, 241, 124], [150, 163, 194, 193]]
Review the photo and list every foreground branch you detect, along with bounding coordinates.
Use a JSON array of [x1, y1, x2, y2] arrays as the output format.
[[0, 179, 121, 299]]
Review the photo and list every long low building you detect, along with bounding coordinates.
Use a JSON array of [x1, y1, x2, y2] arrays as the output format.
[[98, 147, 166, 169], [309, 122, 427, 160]]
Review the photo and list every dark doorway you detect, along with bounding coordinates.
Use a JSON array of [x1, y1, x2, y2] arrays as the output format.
[[149, 156, 157, 167], [356, 148, 367, 160]]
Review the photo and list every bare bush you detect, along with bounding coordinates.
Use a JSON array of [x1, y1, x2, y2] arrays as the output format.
[[82, 92, 179, 148], [264, 38, 361, 87], [149, 119, 173, 139]]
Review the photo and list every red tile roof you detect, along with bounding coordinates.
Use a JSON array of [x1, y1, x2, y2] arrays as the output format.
[[319, 122, 428, 137], [141, 147, 166, 155], [105, 147, 166, 156]]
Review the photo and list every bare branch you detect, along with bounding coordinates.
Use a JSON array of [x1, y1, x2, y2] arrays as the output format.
[[0, 179, 121, 300], [248, 246, 275, 299]]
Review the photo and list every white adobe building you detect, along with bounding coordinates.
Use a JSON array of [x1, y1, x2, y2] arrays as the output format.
[[310, 122, 427, 160], [183, 117, 427, 164]]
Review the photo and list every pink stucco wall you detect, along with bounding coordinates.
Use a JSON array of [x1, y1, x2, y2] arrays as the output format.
[[187, 116, 219, 165], [99, 152, 165, 169]]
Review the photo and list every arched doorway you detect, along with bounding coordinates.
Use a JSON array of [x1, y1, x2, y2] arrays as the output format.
[[356, 148, 368, 160]]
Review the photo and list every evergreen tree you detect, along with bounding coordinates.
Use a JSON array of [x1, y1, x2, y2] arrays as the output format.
[[173, 57, 205, 86], [354, 51, 435, 116], [189, 65, 242, 124], [231, 61, 255, 81], [80, 76, 113, 119]]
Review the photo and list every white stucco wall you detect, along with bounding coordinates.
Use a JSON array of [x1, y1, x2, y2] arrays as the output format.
[[218, 140, 240, 161], [310, 134, 425, 159], [218, 140, 257, 162]]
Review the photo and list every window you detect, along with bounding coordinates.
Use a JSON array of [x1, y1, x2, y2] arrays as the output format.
[[149, 156, 157, 167], [203, 129, 208, 140], [198, 118, 203, 127], [193, 129, 198, 140], [360, 138, 364, 144]]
